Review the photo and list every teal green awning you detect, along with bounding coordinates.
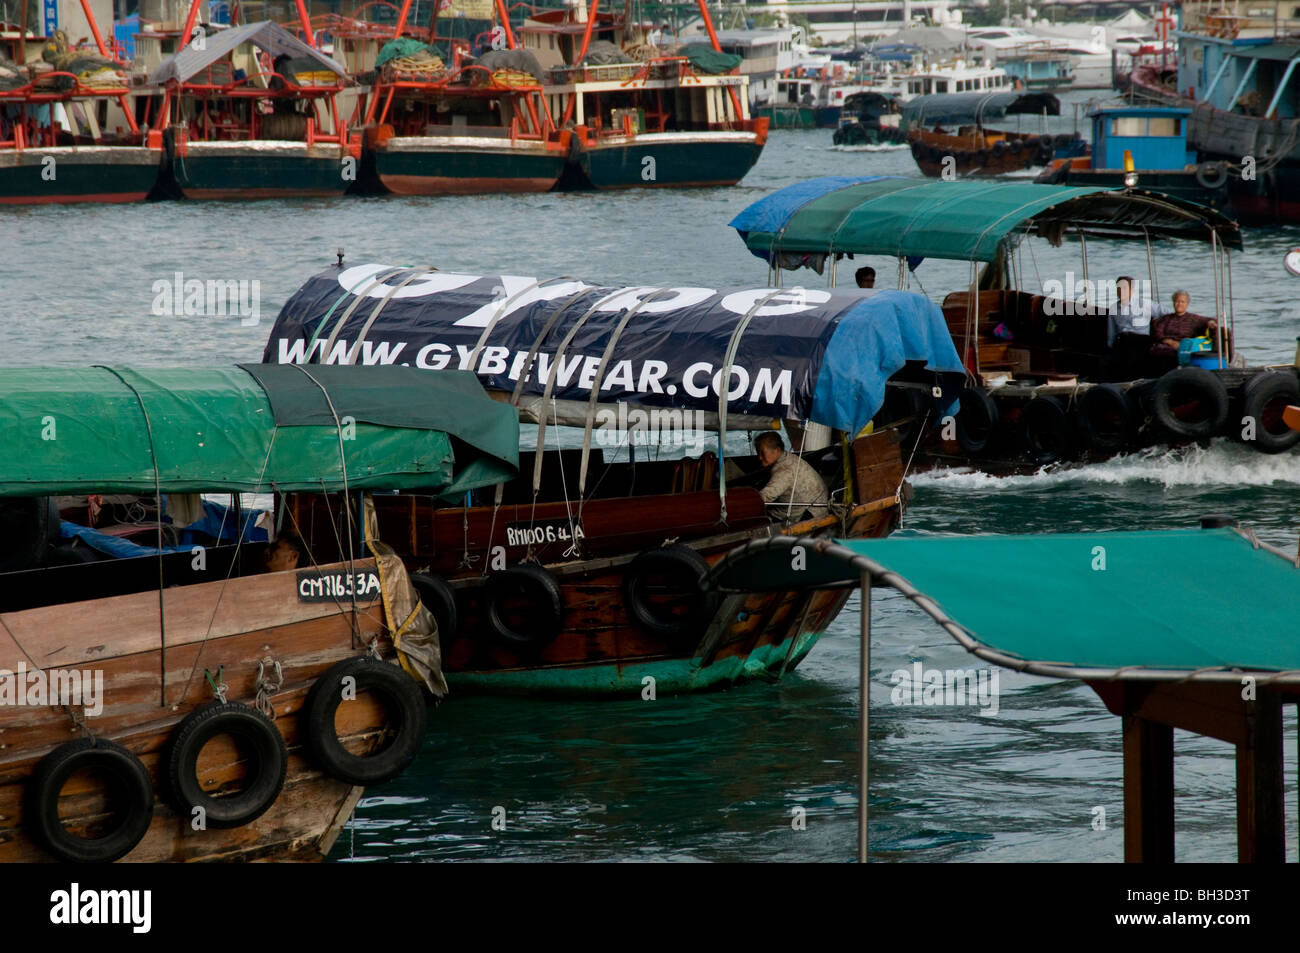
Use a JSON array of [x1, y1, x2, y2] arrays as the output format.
[[1231, 43, 1300, 61], [706, 528, 1300, 679], [0, 365, 518, 496], [729, 177, 1243, 266]]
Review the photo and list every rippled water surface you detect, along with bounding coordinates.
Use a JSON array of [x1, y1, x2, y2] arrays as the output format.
[[4, 91, 1299, 862]]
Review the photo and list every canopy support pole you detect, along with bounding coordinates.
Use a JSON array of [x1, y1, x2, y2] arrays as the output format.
[[1236, 690, 1285, 863], [1212, 230, 1224, 359], [858, 571, 870, 863], [1122, 707, 1174, 863]]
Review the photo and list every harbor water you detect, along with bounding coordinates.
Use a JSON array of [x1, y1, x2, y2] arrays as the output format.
[[3, 94, 1298, 862]]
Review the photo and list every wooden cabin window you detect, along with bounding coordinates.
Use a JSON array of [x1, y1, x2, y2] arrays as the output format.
[[1110, 116, 1149, 136], [1148, 116, 1181, 136]]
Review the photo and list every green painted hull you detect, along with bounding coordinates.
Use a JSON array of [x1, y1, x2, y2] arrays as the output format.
[[167, 141, 351, 200], [446, 628, 823, 697], [372, 139, 565, 195], [0, 147, 159, 204], [575, 133, 764, 189], [756, 105, 817, 129]]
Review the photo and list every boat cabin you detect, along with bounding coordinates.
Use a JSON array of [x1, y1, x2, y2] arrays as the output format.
[[1090, 105, 1193, 170]]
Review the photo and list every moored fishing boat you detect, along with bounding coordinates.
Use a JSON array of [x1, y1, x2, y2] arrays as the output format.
[[731, 176, 1300, 474], [520, 2, 768, 189], [0, 23, 159, 203], [141, 13, 356, 200], [903, 90, 1085, 177], [0, 364, 517, 862], [339, 2, 568, 197], [1036, 104, 1231, 213], [261, 261, 967, 695]]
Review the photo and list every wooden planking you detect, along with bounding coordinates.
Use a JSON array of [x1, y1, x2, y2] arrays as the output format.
[[1235, 690, 1285, 864], [1122, 712, 1175, 864], [0, 558, 382, 671]]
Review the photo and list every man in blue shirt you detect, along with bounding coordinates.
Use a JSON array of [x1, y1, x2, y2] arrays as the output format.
[[1104, 275, 1163, 380]]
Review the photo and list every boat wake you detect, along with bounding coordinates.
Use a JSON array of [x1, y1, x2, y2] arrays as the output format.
[[826, 143, 911, 153], [909, 441, 1300, 490]]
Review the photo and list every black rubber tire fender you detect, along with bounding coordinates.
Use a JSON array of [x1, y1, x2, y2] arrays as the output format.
[[163, 700, 287, 829], [410, 572, 458, 645], [1238, 371, 1300, 453], [872, 383, 928, 447], [1020, 395, 1070, 464], [1195, 161, 1229, 190], [26, 738, 154, 863], [1150, 366, 1230, 439], [302, 657, 427, 786], [1052, 133, 1073, 149], [954, 386, 999, 455], [622, 544, 721, 646], [991, 139, 1008, 155], [483, 563, 565, 647], [1075, 383, 1133, 453]]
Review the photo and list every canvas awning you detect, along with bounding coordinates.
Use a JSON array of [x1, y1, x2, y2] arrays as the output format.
[[264, 265, 967, 436], [902, 91, 1060, 127], [146, 20, 345, 86], [705, 527, 1300, 682], [729, 176, 1243, 267], [0, 365, 518, 496]]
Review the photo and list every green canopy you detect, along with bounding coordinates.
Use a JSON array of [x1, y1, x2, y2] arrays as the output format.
[[0, 365, 518, 497], [706, 528, 1300, 680], [729, 177, 1243, 265]]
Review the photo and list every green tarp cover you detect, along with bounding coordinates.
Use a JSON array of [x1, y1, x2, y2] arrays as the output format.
[[679, 44, 743, 75], [732, 178, 1242, 264], [0, 365, 518, 496], [724, 529, 1300, 674]]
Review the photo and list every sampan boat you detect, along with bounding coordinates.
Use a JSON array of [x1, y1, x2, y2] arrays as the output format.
[[0, 364, 516, 862], [732, 176, 1300, 474], [262, 263, 966, 695]]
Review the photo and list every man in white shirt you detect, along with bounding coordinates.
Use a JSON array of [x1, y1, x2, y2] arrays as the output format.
[[754, 432, 830, 521], [1105, 275, 1163, 379]]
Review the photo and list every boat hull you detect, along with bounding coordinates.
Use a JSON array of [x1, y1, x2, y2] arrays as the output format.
[[166, 139, 352, 200], [372, 135, 566, 195], [0, 146, 160, 205], [573, 131, 764, 189]]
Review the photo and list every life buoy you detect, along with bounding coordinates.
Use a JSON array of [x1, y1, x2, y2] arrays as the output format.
[[1075, 383, 1132, 454], [622, 544, 720, 646], [872, 383, 928, 446], [1150, 366, 1229, 439], [1020, 396, 1069, 464], [483, 564, 565, 647], [302, 657, 427, 785], [410, 572, 458, 645], [955, 387, 999, 454], [26, 738, 154, 863], [1195, 161, 1229, 190], [163, 701, 286, 829], [1238, 371, 1300, 453]]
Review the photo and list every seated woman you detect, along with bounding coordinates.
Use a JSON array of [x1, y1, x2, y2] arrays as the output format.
[[1148, 290, 1226, 373]]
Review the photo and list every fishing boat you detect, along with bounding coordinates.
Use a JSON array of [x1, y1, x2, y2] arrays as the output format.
[[261, 261, 967, 695], [731, 176, 1300, 474], [1119, 0, 1300, 224], [0, 20, 159, 203], [335, 1, 568, 196], [1037, 105, 1231, 212], [832, 91, 904, 145], [903, 90, 1085, 177], [518, 1, 768, 189], [141, 13, 357, 199], [708, 518, 1300, 862], [0, 364, 517, 862]]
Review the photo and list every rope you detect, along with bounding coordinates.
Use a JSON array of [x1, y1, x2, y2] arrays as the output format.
[[253, 656, 283, 719]]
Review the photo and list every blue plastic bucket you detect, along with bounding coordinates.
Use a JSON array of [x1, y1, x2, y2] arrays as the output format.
[[1190, 352, 1226, 369]]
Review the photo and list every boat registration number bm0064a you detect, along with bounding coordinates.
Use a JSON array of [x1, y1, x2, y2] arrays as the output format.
[[296, 569, 382, 602], [505, 521, 584, 548]]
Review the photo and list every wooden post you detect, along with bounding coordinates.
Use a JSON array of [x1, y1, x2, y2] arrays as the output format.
[[1122, 712, 1174, 863], [858, 571, 870, 863], [1236, 690, 1284, 863]]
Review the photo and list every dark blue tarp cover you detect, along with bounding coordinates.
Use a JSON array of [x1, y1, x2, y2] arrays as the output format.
[[263, 264, 964, 435]]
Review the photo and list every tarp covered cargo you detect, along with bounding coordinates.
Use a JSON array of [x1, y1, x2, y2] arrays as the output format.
[[730, 176, 1242, 267], [706, 528, 1300, 681], [262, 264, 967, 436], [146, 20, 345, 86], [0, 364, 518, 497], [902, 91, 1060, 128]]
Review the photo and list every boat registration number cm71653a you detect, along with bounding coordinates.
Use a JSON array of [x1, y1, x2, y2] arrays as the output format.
[[296, 568, 382, 602]]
